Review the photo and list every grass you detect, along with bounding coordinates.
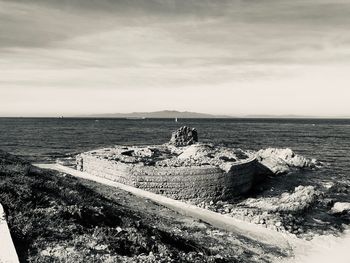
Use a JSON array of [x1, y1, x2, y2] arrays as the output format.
[[0, 150, 289, 262], [0, 150, 214, 262]]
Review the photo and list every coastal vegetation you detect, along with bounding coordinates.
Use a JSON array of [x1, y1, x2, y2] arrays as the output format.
[[0, 150, 287, 262]]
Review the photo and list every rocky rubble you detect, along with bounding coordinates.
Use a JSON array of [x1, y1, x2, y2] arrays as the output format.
[[157, 144, 250, 171], [194, 185, 321, 236], [241, 185, 321, 212], [255, 148, 318, 175], [77, 141, 252, 170]]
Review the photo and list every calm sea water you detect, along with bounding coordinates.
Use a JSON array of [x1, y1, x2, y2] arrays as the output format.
[[0, 117, 349, 186]]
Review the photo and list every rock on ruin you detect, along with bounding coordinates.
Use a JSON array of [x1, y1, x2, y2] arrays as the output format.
[[169, 126, 198, 147]]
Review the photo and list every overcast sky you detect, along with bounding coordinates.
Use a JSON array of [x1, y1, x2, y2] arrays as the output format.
[[1, 0, 350, 117]]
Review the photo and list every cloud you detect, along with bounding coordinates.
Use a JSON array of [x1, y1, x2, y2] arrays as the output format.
[[2, 0, 350, 67], [1, 0, 350, 115]]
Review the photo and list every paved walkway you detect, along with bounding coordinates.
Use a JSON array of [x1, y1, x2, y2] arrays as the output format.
[[0, 204, 19, 263], [34, 163, 304, 251]]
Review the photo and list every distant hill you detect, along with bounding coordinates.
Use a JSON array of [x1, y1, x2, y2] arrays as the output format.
[[243, 114, 317, 118], [242, 114, 350, 119], [75, 111, 349, 119], [79, 110, 230, 119]]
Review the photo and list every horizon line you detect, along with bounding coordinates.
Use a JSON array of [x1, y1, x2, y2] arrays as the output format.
[[1, 115, 350, 119], [1, 110, 350, 119]]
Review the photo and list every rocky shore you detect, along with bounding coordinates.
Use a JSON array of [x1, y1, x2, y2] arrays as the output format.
[[189, 147, 350, 240], [194, 185, 321, 237], [56, 125, 350, 255], [255, 148, 320, 175], [72, 126, 350, 242]]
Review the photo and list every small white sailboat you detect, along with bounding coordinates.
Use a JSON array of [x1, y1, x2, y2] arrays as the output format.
[[175, 117, 178, 122]]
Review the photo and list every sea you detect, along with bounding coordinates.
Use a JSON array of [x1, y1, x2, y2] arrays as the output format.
[[0, 117, 349, 237]]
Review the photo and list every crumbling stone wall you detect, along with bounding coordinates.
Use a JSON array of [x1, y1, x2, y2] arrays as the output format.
[[77, 153, 258, 201], [76, 127, 260, 201]]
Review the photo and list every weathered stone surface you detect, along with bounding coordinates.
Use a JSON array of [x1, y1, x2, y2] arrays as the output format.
[[241, 185, 320, 212], [169, 126, 198, 147], [76, 143, 258, 201], [255, 148, 317, 175]]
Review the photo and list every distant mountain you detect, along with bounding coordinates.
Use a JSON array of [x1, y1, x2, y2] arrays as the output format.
[[79, 110, 230, 119], [243, 114, 317, 118], [242, 114, 347, 118], [75, 111, 350, 119]]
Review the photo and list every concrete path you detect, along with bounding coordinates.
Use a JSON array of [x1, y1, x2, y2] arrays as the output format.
[[0, 204, 19, 263], [33, 163, 303, 250]]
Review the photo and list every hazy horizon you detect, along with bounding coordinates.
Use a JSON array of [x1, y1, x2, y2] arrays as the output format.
[[1, 109, 349, 119], [1, 0, 350, 117]]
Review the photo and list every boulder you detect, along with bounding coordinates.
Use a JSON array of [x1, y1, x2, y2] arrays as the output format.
[[256, 148, 316, 175], [331, 202, 350, 214], [169, 126, 198, 147], [242, 185, 320, 212]]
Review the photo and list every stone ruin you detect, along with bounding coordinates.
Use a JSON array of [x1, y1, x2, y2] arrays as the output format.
[[76, 126, 261, 201]]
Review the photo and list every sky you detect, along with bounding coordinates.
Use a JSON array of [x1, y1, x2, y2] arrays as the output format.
[[0, 0, 350, 117]]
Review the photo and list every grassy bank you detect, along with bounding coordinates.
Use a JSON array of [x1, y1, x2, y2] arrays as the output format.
[[0, 150, 287, 262]]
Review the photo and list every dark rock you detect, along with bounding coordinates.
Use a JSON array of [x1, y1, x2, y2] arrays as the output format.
[[169, 126, 198, 147], [121, 150, 134, 156], [319, 198, 334, 208], [328, 182, 349, 194]]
